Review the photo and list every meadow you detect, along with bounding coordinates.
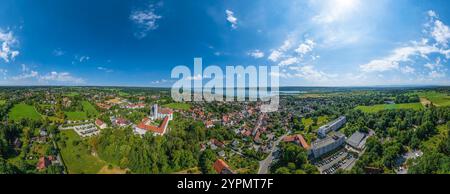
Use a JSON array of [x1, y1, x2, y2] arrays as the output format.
[[8, 103, 42, 121], [163, 102, 191, 111], [57, 130, 106, 174], [355, 103, 423, 113], [417, 91, 450, 107]]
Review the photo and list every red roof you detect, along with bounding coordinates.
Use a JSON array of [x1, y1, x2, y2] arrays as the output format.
[[137, 116, 169, 134], [283, 134, 310, 149], [37, 157, 51, 170], [95, 119, 104, 126], [159, 108, 173, 114], [116, 118, 128, 125], [211, 139, 224, 147], [213, 159, 230, 174]]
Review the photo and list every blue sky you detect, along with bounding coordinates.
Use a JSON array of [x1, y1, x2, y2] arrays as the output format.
[[0, 0, 449, 86]]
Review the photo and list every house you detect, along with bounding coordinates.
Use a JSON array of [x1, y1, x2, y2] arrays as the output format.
[[95, 119, 107, 129], [213, 159, 234, 174], [283, 134, 310, 149], [126, 103, 146, 109], [115, 117, 129, 127], [210, 139, 225, 148], [218, 150, 226, 158], [36, 157, 51, 170], [205, 120, 215, 128]]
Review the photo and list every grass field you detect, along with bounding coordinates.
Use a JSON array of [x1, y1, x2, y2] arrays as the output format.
[[8, 103, 42, 121], [57, 130, 106, 174], [302, 116, 329, 131], [65, 111, 87, 120], [417, 91, 450, 107], [97, 166, 128, 174], [64, 92, 79, 97], [355, 103, 423, 113], [82, 101, 99, 116], [163, 102, 191, 110]]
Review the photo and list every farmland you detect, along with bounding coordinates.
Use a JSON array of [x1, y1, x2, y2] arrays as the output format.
[[355, 103, 424, 113], [417, 91, 450, 107]]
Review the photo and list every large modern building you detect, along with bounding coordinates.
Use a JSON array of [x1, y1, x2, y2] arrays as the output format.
[[317, 116, 346, 138], [311, 132, 346, 158], [346, 131, 367, 151]]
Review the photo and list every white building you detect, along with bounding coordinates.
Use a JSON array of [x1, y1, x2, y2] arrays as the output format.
[[318, 116, 347, 138]]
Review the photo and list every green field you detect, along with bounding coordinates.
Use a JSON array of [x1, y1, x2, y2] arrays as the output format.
[[64, 92, 79, 97], [8, 103, 42, 121], [82, 101, 99, 116], [302, 116, 329, 131], [163, 102, 191, 110], [355, 103, 423, 113], [417, 91, 450, 107], [57, 130, 106, 174], [65, 111, 87, 120], [0, 100, 5, 105], [65, 101, 98, 120]]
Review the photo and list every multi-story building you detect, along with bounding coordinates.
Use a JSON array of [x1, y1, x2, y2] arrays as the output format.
[[311, 132, 345, 158], [317, 116, 346, 138]]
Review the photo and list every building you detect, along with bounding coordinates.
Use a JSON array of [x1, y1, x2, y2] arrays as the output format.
[[213, 159, 234, 174], [151, 104, 174, 121], [283, 134, 310, 150], [317, 116, 346, 138], [346, 131, 367, 151], [36, 157, 51, 170], [126, 103, 146, 109], [135, 116, 170, 136], [311, 132, 345, 158], [95, 119, 107, 129]]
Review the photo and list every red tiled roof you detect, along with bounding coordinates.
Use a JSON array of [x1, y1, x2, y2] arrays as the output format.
[[213, 159, 230, 174], [159, 108, 173, 114], [37, 157, 50, 170], [283, 134, 310, 149], [95, 119, 104, 126], [137, 116, 169, 134]]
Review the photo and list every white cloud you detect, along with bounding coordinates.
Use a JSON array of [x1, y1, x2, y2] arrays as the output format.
[[289, 65, 336, 82], [248, 49, 264, 58], [186, 74, 202, 81], [278, 57, 298, 67], [400, 65, 415, 74], [97, 66, 113, 73], [268, 50, 283, 62], [40, 71, 85, 84], [295, 39, 315, 55], [429, 70, 445, 79], [12, 70, 38, 81], [226, 9, 238, 29], [431, 20, 450, 47], [0, 29, 19, 63], [130, 4, 162, 38]]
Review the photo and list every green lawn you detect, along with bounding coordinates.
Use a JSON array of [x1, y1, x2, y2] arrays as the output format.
[[417, 91, 450, 107], [355, 103, 423, 113], [163, 102, 191, 111], [65, 101, 98, 121], [65, 111, 87, 120], [57, 130, 106, 174], [8, 103, 42, 121], [302, 116, 329, 131], [82, 101, 99, 117]]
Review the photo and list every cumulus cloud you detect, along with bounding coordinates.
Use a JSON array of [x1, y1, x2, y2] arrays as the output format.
[[268, 50, 283, 62], [0, 29, 19, 63], [53, 48, 65, 56], [431, 20, 450, 47], [226, 9, 238, 29], [130, 4, 162, 38], [295, 39, 315, 55], [248, 49, 264, 58], [289, 65, 336, 82], [278, 57, 298, 67]]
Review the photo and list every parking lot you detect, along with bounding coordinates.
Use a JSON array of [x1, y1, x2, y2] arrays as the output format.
[[314, 150, 356, 174]]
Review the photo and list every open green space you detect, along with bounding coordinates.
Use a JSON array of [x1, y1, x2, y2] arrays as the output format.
[[355, 103, 423, 113], [163, 102, 191, 110], [64, 92, 79, 97], [302, 116, 329, 131], [417, 91, 450, 107], [421, 125, 448, 152], [8, 103, 42, 121], [65, 111, 87, 121], [82, 101, 99, 116], [57, 130, 106, 174]]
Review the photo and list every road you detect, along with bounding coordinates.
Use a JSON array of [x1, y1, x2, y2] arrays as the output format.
[[257, 133, 289, 174]]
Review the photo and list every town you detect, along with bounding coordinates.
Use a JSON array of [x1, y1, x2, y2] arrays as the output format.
[[0, 86, 448, 174]]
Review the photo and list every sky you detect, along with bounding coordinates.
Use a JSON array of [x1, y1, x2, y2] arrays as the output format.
[[0, 0, 449, 87]]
